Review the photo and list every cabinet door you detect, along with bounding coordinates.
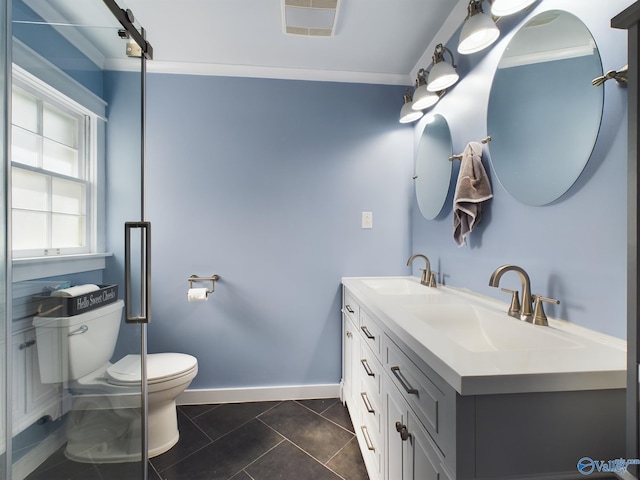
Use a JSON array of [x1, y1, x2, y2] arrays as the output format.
[[342, 314, 359, 407], [387, 382, 450, 480], [12, 329, 61, 435], [26, 329, 59, 418], [408, 411, 452, 480], [11, 332, 28, 427], [386, 384, 408, 480]]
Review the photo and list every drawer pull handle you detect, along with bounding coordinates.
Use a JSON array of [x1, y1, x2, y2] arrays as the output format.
[[361, 392, 375, 413], [18, 340, 35, 350], [360, 326, 375, 340], [345, 305, 355, 314], [391, 366, 419, 395], [395, 421, 410, 441], [346, 331, 353, 338], [361, 425, 375, 451], [361, 359, 375, 377]]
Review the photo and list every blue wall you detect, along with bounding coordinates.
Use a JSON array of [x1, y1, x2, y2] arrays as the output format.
[[106, 0, 631, 395], [143, 76, 412, 389], [410, 0, 630, 338]]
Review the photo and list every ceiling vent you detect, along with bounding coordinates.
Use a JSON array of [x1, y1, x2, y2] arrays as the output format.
[[282, 0, 340, 37]]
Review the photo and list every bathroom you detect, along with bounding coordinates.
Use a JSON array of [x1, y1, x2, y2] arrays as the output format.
[[0, 0, 638, 478]]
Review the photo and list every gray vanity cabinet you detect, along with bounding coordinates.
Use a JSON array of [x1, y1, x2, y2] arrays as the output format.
[[342, 283, 625, 480]]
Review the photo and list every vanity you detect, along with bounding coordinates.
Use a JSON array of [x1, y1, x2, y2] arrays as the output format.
[[341, 276, 626, 480]]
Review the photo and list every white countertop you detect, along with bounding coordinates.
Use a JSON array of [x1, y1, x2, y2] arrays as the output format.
[[342, 276, 626, 396]]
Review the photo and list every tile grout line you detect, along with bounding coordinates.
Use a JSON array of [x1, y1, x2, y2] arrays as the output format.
[[152, 410, 216, 474], [286, 439, 349, 480], [294, 399, 356, 436], [242, 470, 257, 480], [147, 460, 162, 480], [231, 423, 286, 478], [257, 416, 349, 479], [324, 435, 354, 466], [159, 401, 286, 475]]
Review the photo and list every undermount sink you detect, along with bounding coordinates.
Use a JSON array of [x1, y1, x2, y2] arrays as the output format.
[[404, 304, 581, 352], [361, 278, 440, 295]]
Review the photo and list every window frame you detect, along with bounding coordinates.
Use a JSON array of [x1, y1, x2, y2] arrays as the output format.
[[11, 66, 98, 259]]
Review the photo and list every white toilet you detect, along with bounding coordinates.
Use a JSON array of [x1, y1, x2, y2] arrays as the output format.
[[33, 299, 198, 463]]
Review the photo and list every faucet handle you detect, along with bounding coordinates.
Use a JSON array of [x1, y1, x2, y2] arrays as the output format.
[[500, 288, 521, 318], [428, 271, 438, 288], [419, 268, 430, 286], [531, 295, 560, 326]]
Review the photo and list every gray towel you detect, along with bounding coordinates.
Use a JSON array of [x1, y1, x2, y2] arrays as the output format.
[[453, 142, 492, 246]]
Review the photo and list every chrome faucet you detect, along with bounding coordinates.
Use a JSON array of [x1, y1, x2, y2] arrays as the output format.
[[488, 265, 533, 322], [407, 254, 437, 287]]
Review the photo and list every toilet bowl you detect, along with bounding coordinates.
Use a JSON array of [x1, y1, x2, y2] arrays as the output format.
[[33, 300, 198, 463]]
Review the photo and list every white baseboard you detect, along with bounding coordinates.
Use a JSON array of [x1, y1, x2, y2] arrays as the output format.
[[12, 427, 66, 480], [177, 383, 341, 405]]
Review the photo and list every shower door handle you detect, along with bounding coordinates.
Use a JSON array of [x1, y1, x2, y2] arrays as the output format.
[[125, 221, 151, 323]]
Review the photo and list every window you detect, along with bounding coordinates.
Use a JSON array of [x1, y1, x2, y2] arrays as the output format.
[[11, 71, 96, 258]]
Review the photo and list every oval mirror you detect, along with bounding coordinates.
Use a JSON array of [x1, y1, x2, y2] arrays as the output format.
[[487, 10, 603, 206], [415, 114, 453, 219]]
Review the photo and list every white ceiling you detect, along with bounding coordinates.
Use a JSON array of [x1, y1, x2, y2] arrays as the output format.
[[118, 0, 469, 85]]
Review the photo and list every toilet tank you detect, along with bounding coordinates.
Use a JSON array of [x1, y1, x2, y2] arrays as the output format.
[[33, 300, 124, 384]]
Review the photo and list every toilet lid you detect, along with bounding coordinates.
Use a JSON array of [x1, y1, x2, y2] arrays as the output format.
[[106, 353, 198, 386]]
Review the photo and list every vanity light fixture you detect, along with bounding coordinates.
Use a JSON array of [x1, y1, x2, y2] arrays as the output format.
[[458, 0, 500, 55], [412, 69, 443, 111], [399, 88, 424, 124], [490, 0, 536, 17], [427, 44, 459, 92]]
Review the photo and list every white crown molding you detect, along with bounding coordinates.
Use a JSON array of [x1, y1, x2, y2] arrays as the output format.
[[104, 57, 412, 86]]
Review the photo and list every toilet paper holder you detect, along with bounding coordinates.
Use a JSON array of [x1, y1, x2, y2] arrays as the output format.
[[188, 274, 219, 295]]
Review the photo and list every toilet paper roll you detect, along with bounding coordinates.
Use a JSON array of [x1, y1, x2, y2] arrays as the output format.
[[187, 288, 208, 302], [50, 284, 100, 297]]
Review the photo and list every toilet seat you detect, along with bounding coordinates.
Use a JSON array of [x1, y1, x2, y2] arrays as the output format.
[[106, 353, 198, 386]]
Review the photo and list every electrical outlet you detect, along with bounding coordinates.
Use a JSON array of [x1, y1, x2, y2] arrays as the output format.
[[362, 211, 373, 229]]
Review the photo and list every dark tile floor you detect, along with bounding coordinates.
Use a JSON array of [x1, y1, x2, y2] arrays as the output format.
[[26, 398, 369, 480]]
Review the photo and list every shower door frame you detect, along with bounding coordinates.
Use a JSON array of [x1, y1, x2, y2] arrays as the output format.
[[101, 0, 154, 477], [2, 0, 10, 478], [613, 1, 640, 477], [2, 0, 154, 477]]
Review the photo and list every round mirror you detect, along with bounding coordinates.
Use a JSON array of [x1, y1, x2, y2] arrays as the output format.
[[415, 114, 453, 219], [487, 10, 603, 206]]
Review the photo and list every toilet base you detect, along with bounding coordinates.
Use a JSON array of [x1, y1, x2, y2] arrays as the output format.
[[64, 397, 180, 463]]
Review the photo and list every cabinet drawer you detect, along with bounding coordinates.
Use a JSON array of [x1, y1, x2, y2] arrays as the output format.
[[359, 309, 382, 360], [359, 342, 381, 396], [359, 376, 382, 434], [358, 405, 383, 480], [343, 289, 359, 324], [385, 338, 446, 453]]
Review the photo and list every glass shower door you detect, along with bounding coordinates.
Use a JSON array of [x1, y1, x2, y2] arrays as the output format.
[[1, 0, 9, 478], [9, 0, 150, 478]]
